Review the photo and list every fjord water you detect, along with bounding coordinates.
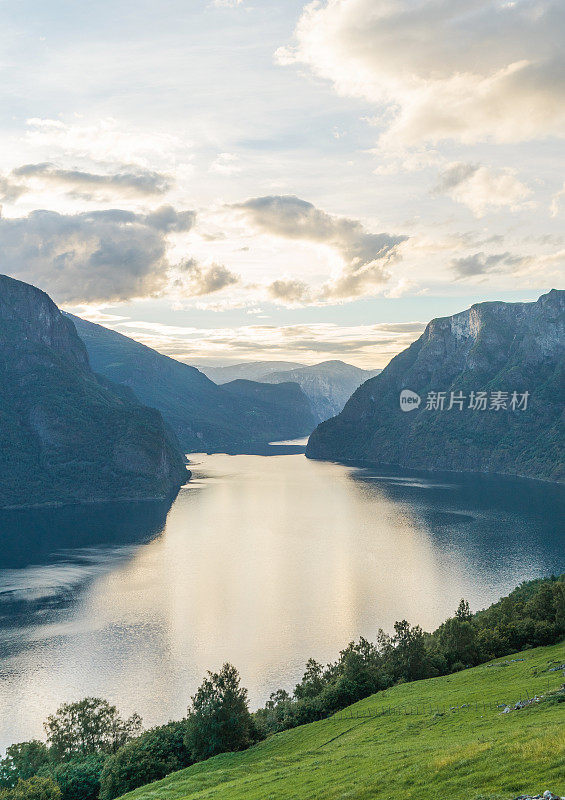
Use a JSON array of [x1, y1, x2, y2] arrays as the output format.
[[0, 453, 563, 751]]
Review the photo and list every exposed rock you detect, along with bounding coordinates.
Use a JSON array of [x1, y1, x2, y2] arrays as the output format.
[[307, 291, 564, 483], [0, 274, 189, 507]]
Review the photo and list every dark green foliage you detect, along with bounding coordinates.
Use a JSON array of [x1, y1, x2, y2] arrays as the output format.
[[184, 663, 259, 762], [2, 577, 562, 798], [0, 741, 50, 788], [98, 721, 192, 800], [254, 575, 565, 735], [49, 755, 105, 800], [44, 698, 142, 761], [0, 776, 61, 800]]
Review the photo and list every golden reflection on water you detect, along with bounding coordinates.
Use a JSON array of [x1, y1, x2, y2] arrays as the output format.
[[0, 453, 561, 749]]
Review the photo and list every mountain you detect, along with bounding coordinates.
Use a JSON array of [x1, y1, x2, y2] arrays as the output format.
[[201, 359, 380, 423], [0, 275, 189, 508], [222, 380, 316, 439], [307, 290, 564, 483], [261, 360, 381, 423], [200, 360, 306, 384], [68, 316, 316, 452]]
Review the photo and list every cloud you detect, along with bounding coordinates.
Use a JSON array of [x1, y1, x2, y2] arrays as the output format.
[[10, 162, 172, 198], [232, 195, 407, 299], [174, 258, 240, 296], [550, 182, 565, 217], [111, 319, 426, 368], [24, 118, 189, 166], [268, 278, 311, 304], [451, 251, 530, 279], [279, 0, 565, 147], [210, 153, 242, 175], [434, 162, 532, 217], [0, 176, 26, 204], [0, 205, 195, 304]]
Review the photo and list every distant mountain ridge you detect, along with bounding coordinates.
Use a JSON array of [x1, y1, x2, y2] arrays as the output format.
[[307, 290, 564, 483], [260, 361, 381, 422], [200, 361, 306, 384], [0, 275, 189, 508], [200, 359, 380, 422], [68, 316, 316, 452]]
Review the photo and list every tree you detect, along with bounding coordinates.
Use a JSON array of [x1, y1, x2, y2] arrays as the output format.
[[0, 776, 61, 800], [294, 659, 325, 700], [391, 621, 434, 681], [99, 720, 192, 800], [436, 616, 478, 668], [455, 599, 471, 620], [184, 663, 257, 762], [44, 698, 142, 761], [0, 741, 50, 788], [49, 755, 105, 800]]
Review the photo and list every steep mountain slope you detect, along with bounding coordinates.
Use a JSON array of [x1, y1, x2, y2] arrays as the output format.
[[0, 275, 188, 508], [201, 359, 381, 423], [222, 380, 316, 440], [307, 290, 564, 482], [261, 360, 381, 422], [118, 641, 565, 800], [200, 361, 305, 384], [68, 316, 316, 452]]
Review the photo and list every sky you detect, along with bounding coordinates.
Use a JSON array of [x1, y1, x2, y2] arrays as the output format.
[[1, 0, 563, 368]]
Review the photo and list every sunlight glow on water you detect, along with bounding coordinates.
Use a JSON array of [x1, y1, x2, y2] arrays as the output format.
[[0, 453, 563, 751]]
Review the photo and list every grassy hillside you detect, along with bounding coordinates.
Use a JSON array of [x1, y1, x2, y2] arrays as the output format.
[[119, 641, 565, 800]]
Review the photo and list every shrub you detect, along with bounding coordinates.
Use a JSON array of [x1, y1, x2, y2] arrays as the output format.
[[99, 720, 192, 800], [50, 754, 105, 800], [0, 776, 61, 800]]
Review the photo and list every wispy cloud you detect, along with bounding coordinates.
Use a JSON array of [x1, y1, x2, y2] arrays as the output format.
[[10, 162, 172, 198]]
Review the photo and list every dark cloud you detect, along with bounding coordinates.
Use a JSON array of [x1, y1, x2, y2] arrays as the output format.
[[268, 279, 310, 303], [11, 163, 172, 197], [176, 258, 239, 296], [451, 251, 530, 278], [0, 205, 195, 303], [434, 163, 479, 194], [233, 195, 407, 299]]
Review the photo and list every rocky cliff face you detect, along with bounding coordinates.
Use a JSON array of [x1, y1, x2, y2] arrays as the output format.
[[306, 291, 564, 483], [260, 361, 381, 423], [0, 274, 189, 507]]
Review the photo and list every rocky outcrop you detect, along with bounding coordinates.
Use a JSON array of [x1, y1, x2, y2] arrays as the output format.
[[306, 291, 564, 483], [259, 361, 381, 423], [0, 274, 189, 507]]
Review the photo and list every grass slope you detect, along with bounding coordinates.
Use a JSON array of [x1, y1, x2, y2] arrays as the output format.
[[119, 642, 565, 800]]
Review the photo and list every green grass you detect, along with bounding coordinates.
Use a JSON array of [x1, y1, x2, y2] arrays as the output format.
[[119, 642, 565, 800]]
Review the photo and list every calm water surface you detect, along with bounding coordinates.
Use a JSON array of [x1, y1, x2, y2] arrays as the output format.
[[0, 452, 563, 751]]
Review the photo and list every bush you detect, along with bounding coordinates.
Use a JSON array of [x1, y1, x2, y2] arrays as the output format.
[[50, 755, 105, 800], [0, 776, 61, 800], [99, 721, 192, 800]]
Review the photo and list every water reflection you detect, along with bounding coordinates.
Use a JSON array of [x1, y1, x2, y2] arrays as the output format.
[[0, 454, 563, 751]]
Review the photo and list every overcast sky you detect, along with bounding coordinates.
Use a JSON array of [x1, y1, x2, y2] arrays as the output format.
[[1, 0, 563, 367]]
